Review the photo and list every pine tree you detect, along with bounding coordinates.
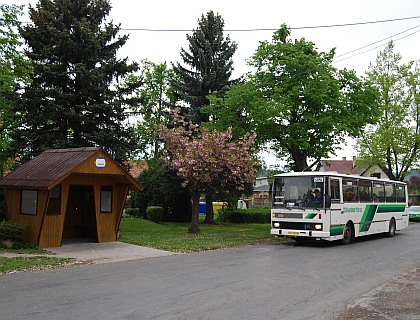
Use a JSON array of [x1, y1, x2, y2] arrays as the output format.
[[171, 11, 238, 224], [171, 11, 237, 124], [13, 0, 141, 164]]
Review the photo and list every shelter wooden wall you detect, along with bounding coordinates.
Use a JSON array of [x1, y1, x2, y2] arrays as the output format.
[[39, 175, 130, 247], [2, 149, 138, 248], [5, 188, 49, 244], [4, 175, 131, 248]]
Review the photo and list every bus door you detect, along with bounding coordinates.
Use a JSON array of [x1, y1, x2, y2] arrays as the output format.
[[329, 177, 342, 226]]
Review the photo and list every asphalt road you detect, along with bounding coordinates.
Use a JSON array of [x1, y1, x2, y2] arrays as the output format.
[[2, 224, 420, 320]]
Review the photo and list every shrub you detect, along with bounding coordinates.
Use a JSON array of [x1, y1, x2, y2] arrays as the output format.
[[133, 162, 191, 222], [124, 208, 141, 217], [0, 220, 27, 241], [146, 206, 164, 223], [219, 208, 271, 224]]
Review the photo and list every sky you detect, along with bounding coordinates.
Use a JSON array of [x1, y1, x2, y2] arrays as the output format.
[[4, 0, 420, 166]]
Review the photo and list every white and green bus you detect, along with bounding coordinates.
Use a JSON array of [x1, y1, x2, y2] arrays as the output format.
[[270, 172, 409, 244]]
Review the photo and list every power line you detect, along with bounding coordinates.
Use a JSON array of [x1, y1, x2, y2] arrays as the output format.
[[335, 24, 420, 58], [120, 15, 420, 32], [334, 26, 420, 63]]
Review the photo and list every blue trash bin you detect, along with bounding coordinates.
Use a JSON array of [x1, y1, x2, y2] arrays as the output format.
[[199, 202, 206, 214]]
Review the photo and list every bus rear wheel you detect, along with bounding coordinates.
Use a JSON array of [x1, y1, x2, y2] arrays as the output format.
[[342, 222, 353, 245], [387, 218, 396, 237]]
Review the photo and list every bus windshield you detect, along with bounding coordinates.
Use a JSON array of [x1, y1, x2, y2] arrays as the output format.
[[272, 175, 325, 209]]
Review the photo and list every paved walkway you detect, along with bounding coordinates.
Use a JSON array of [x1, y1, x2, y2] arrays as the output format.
[[47, 239, 178, 263], [1, 239, 177, 264]]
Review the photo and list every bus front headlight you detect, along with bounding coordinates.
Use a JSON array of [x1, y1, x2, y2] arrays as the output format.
[[314, 224, 322, 230], [274, 222, 280, 228]]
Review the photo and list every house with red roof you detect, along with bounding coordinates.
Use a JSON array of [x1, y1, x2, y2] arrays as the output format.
[[317, 157, 389, 179]]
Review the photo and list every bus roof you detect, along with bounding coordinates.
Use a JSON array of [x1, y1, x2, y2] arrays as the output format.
[[273, 171, 406, 185]]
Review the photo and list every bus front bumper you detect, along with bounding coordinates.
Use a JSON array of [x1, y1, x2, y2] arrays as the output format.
[[270, 228, 330, 238]]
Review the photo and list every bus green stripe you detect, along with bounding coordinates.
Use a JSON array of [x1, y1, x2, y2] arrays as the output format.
[[377, 204, 406, 213], [305, 213, 317, 219], [359, 205, 377, 232]]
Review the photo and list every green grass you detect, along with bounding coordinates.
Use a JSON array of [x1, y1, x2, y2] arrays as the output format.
[[0, 256, 76, 274], [0, 243, 77, 274], [0, 215, 281, 273], [118, 216, 281, 253]]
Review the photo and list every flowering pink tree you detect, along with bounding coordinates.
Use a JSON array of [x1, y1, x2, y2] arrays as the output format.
[[154, 113, 257, 233]]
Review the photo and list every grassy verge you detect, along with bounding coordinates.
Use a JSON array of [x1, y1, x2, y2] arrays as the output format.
[[0, 256, 76, 274], [118, 216, 281, 253], [0, 215, 281, 273], [0, 243, 77, 274]]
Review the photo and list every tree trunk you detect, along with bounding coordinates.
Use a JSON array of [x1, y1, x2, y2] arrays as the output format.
[[204, 192, 215, 224], [190, 192, 200, 233], [290, 148, 308, 172]]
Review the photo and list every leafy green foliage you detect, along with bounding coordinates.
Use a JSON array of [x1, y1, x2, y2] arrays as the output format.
[[124, 208, 141, 218], [357, 41, 420, 181], [127, 60, 176, 159], [12, 0, 141, 164], [146, 206, 164, 223], [0, 4, 33, 175], [133, 161, 191, 222], [0, 220, 26, 241], [208, 24, 379, 171], [219, 208, 271, 224]]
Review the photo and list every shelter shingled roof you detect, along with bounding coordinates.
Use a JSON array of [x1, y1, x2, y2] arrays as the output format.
[[0, 147, 142, 190]]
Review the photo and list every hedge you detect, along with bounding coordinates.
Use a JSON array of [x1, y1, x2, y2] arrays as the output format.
[[124, 208, 142, 217], [219, 208, 271, 224], [146, 206, 164, 223]]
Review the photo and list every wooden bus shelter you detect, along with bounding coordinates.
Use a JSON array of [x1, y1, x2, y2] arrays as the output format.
[[0, 147, 143, 248]]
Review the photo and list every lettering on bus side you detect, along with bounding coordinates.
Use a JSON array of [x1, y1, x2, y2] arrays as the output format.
[[343, 207, 363, 213]]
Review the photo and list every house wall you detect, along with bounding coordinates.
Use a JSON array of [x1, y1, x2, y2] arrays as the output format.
[[359, 164, 388, 179], [255, 177, 269, 187]]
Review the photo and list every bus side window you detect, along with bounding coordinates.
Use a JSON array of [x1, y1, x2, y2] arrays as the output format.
[[395, 185, 405, 202], [358, 180, 372, 202], [373, 183, 385, 202], [343, 179, 358, 202], [385, 183, 396, 202]]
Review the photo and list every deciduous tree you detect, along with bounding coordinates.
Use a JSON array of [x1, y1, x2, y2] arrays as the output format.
[[208, 24, 379, 172], [154, 110, 257, 233], [0, 4, 33, 174], [126, 59, 175, 159], [356, 41, 420, 181]]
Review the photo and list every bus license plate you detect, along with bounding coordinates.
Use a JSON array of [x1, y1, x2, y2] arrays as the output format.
[[288, 231, 299, 235]]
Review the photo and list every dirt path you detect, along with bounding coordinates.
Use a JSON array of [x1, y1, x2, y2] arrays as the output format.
[[331, 266, 420, 319]]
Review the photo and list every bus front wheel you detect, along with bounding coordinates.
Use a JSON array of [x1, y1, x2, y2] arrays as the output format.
[[342, 222, 353, 245]]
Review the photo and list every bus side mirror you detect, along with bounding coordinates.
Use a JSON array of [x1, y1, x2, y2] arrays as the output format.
[[325, 195, 331, 208]]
